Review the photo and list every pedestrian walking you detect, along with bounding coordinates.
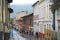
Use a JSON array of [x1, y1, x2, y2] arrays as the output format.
[[35, 32, 39, 40], [9, 23, 13, 40]]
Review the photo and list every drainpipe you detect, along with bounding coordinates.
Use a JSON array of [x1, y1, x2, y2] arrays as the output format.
[[52, 9, 55, 30], [52, 8, 56, 40]]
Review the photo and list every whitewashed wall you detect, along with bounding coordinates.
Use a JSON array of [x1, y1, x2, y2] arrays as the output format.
[[33, 2, 40, 35], [38, 0, 53, 33], [33, 0, 54, 35]]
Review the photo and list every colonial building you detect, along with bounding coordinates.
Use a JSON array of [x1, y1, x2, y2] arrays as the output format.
[[15, 11, 28, 31], [15, 11, 33, 35], [51, 0, 60, 40], [0, 0, 13, 40], [39, 0, 60, 40], [33, 0, 54, 40], [32, 1, 45, 39], [22, 13, 33, 35], [32, 1, 40, 36]]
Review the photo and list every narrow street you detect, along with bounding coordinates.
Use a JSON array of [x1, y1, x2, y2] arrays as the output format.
[[13, 29, 27, 40], [12, 29, 36, 40]]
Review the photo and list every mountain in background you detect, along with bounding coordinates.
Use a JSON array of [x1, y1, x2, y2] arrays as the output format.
[[10, 4, 33, 18]]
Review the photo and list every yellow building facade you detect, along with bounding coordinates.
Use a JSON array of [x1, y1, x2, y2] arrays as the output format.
[[44, 28, 52, 40]]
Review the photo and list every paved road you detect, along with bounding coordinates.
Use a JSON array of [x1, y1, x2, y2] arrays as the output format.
[[13, 30, 27, 40], [20, 33, 36, 40], [12, 29, 37, 40]]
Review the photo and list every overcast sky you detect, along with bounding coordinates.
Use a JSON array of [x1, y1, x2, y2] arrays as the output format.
[[10, 0, 38, 18], [11, 0, 38, 5]]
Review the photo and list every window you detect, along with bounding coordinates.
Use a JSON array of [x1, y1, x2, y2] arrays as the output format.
[[23, 18, 26, 25], [49, 24, 51, 27], [44, 24, 46, 27], [43, 24, 46, 29], [39, 6, 45, 19], [47, 24, 48, 29], [30, 18, 33, 27], [58, 26, 60, 29], [46, 24, 51, 29]]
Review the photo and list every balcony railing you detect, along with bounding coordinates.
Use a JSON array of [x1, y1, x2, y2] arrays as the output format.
[[7, 0, 13, 3], [8, 8, 13, 13]]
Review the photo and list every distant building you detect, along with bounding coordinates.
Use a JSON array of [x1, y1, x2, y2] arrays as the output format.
[[16, 11, 28, 20], [22, 13, 33, 35], [15, 11, 33, 35], [15, 11, 28, 31]]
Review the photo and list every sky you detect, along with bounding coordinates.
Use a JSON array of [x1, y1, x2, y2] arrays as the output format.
[[10, 0, 38, 18], [11, 0, 38, 5]]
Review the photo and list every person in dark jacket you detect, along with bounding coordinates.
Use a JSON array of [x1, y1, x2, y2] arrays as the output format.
[[36, 32, 38, 38]]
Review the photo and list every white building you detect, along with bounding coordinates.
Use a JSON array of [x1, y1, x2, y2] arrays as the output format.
[[55, 7, 60, 40], [32, 1, 40, 35], [38, 0, 60, 40], [32, 0, 56, 40], [33, 0, 60, 40], [39, 0, 54, 32]]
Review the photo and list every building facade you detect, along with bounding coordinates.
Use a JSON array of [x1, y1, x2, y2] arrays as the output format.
[[33, 0, 55, 40], [48, 0, 60, 40], [15, 11, 33, 35], [39, 0, 60, 40], [55, 5, 60, 40], [22, 13, 33, 35], [15, 11, 28, 31], [0, 0, 13, 40], [39, 0, 56, 40], [32, 1, 40, 35]]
